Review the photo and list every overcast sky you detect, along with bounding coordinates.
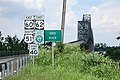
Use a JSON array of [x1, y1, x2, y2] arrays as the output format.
[[0, 0, 120, 46]]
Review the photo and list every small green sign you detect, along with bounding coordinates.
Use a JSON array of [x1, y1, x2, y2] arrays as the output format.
[[36, 35, 43, 43], [45, 30, 62, 42], [35, 30, 44, 44]]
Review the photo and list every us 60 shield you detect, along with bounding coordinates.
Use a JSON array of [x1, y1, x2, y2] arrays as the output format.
[[24, 20, 34, 29]]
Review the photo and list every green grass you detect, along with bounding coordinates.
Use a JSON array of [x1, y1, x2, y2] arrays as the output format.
[[5, 44, 120, 80]]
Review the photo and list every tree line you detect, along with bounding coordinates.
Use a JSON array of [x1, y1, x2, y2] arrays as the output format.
[[0, 31, 28, 57], [94, 43, 120, 61]]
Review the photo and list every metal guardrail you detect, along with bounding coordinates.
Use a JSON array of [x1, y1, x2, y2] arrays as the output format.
[[0, 55, 30, 80], [0, 50, 29, 57]]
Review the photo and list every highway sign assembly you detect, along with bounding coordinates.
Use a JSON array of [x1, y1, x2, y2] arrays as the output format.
[[24, 15, 45, 56], [23, 15, 63, 66]]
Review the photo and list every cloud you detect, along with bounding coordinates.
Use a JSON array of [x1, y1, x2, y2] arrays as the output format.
[[89, 1, 120, 46], [22, 0, 44, 10], [0, 7, 2, 15], [64, 0, 78, 42], [0, 0, 44, 10], [66, 11, 76, 26], [67, 0, 77, 6], [9, 0, 21, 2], [66, 0, 77, 25], [44, 0, 62, 30], [89, 2, 120, 33], [0, 17, 23, 39]]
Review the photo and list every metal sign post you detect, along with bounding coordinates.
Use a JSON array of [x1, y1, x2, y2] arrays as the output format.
[[33, 55, 35, 66], [52, 42, 56, 66], [52, 42, 54, 66]]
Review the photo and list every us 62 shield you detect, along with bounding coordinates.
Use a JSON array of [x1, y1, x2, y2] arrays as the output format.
[[24, 34, 34, 43], [35, 20, 44, 30]]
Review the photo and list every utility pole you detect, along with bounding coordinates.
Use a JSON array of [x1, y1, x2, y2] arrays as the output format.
[[0, 31, 3, 42], [0, 31, 1, 41], [61, 0, 67, 44]]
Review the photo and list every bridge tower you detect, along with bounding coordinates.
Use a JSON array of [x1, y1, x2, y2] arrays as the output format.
[[78, 14, 94, 51]]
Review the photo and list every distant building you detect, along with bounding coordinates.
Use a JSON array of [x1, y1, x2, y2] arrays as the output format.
[[78, 14, 94, 51], [68, 14, 94, 51]]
